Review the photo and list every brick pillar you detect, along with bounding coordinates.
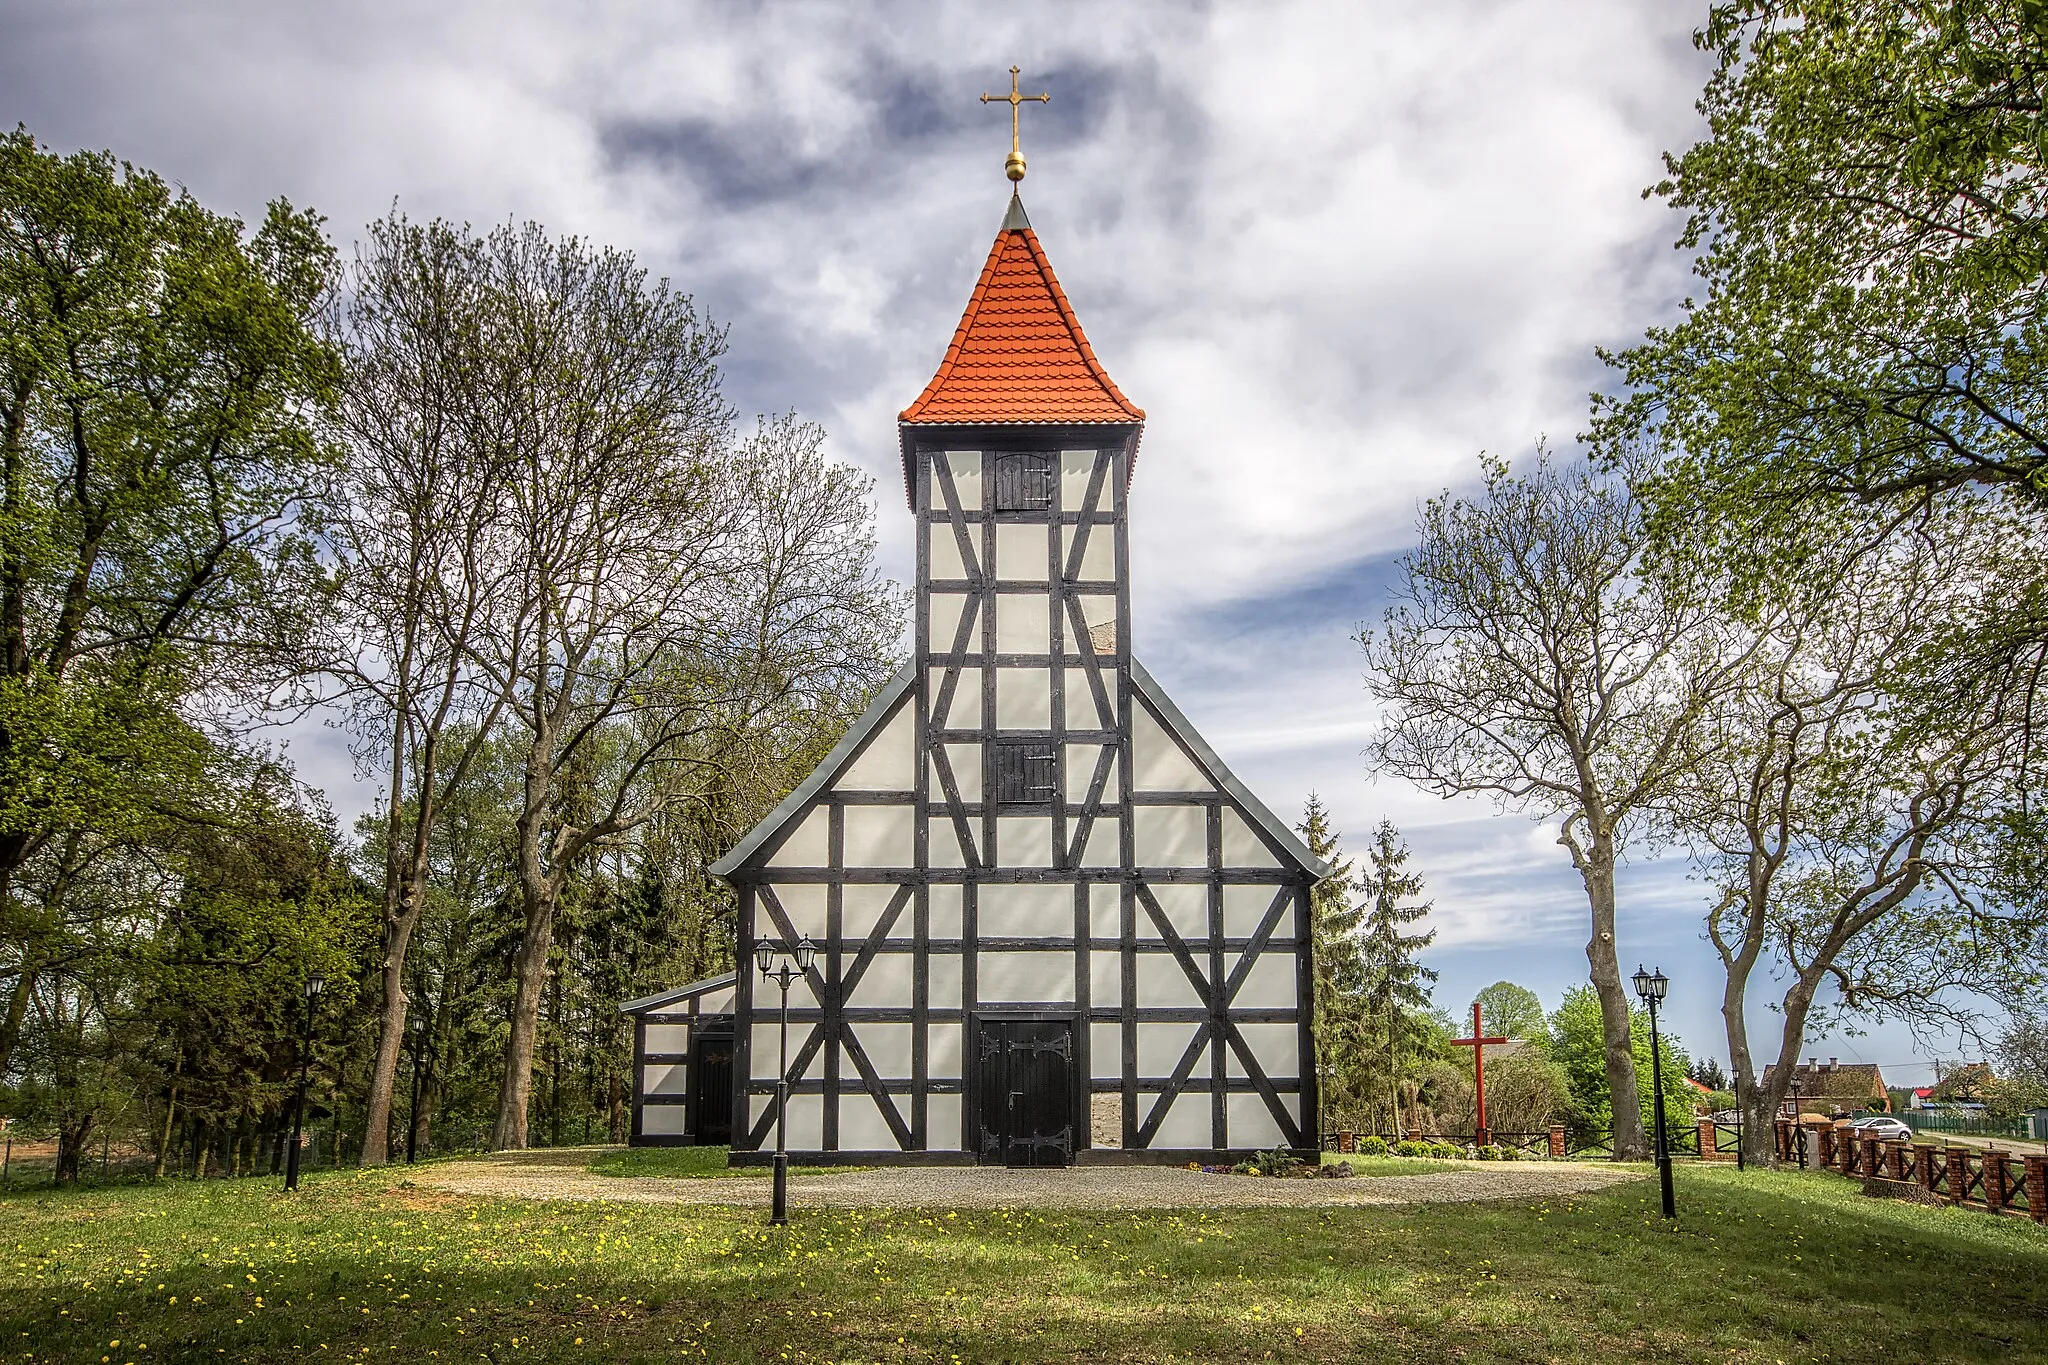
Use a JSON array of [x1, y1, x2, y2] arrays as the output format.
[[1864, 1134, 1881, 1179], [1698, 1118, 1717, 1159], [2025, 1154, 2047, 1223], [1946, 1146, 1971, 1205], [1913, 1143, 1934, 1190], [1547, 1124, 1565, 1159], [1987, 1149, 2010, 1213], [1774, 1119, 1789, 1161], [1888, 1140, 1907, 1182], [1337, 1130, 1354, 1154]]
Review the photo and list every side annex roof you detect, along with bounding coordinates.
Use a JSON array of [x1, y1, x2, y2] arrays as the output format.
[[619, 972, 737, 1016], [1130, 659, 1331, 881], [708, 665, 916, 879]]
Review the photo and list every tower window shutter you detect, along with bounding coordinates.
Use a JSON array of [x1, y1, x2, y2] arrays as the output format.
[[992, 741, 1057, 804], [994, 453, 1054, 511]]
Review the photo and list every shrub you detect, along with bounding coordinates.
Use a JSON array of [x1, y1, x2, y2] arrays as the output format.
[[1357, 1135, 1391, 1156], [1253, 1148, 1303, 1177], [1473, 1144, 1499, 1160], [1395, 1140, 1429, 1157], [1430, 1142, 1461, 1159], [1499, 1144, 1522, 1160]]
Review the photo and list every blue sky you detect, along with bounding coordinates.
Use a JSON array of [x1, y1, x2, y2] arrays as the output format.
[[2, 0, 1975, 1083]]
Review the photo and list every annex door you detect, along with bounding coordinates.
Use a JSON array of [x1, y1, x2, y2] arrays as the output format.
[[690, 1022, 734, 1146], [976, 1019, 1075, 1167]]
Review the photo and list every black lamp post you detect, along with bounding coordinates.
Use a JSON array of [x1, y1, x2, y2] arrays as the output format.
[[284, 969, 325, 1192], [1633, 964, 1676, 1219], [755, 934, 816, 1227], [404, 1012, 428, 1166]]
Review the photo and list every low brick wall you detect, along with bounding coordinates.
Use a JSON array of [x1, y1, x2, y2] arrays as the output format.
[[1775, 1119, 2047, 1222]]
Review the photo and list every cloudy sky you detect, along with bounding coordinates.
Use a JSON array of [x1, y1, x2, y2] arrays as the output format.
[[4, 0, 1967, 1082]]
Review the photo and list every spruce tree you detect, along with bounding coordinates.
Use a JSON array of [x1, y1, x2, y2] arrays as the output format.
[[1358, 819, 1437, 1135], [1297, 796, 1369, 1135]]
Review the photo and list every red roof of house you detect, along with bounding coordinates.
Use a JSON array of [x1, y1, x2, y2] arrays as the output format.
[[900, 199, 1144, 427]]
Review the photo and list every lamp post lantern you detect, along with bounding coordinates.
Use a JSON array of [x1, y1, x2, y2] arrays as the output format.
[[1633, 964, 1676, 1219], [284, 969, 325, 1192], [755, 935, 816, 1227]]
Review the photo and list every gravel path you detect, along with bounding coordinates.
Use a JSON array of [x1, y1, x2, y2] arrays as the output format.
[[419, 1151, 1642, 1210]]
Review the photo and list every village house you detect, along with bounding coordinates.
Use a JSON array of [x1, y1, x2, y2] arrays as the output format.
[[1761, 1057, 1889, 1116]]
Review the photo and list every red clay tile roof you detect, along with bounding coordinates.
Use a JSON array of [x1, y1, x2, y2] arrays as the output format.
[[900, 212, 1144, 426]]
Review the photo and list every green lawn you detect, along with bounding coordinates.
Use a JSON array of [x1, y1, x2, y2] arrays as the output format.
[[2, 1161, 2042, 1363], [585, 1147, 841, 1179]]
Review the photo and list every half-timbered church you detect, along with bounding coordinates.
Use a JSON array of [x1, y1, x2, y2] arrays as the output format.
[[625, 154, 1327, 1165]]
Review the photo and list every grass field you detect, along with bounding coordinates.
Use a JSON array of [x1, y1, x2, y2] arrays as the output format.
[[2, 1156, 2043, 1363]]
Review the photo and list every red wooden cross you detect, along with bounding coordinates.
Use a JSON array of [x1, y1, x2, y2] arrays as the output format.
[[1451, 1001, 1510, 1143]]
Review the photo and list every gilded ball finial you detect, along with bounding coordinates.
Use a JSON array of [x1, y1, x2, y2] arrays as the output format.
[[1006, 150, 1027, 182]]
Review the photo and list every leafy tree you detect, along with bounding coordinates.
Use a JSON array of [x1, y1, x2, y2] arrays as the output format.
[[1297, 795, 1370, 1133], [1475, 981, 1546, 1040], [1360, 445, 1742, 1159], [1688, 1056, 1729, 1093], [1356, 820, 1438, 1134], [1548, 985, 1695, 1138]]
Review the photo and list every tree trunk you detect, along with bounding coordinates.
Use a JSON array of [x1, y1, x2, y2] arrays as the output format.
[[0, 957, 32, 1083], [54, 1112, 93, 1184], [492, 875, 557, 1150], [152, 1080, 179, 1179], [1577, 834, 1647, 1160], [362, 714, 424, 1167]]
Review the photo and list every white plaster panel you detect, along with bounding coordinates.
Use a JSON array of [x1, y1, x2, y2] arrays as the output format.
[[936, 744, 981, 802], [996, 592, 1050, 654], [928, 819, 970, 869], [1075, 593, 1116, 632], [764, 884, 827, 941], [1090, 1023, 1124, 1080], [977, 951, 1074, 1003], [842, 884, 904, 939], [642, 1023, 691, 1053], [849, 952, 915, 1007], [1076, 817, 1121, 869], [995, 523, 1050, 583], [938, 451, 981, 510], [782, 1094, 824, 1150], [1229, 953, 1299, 1010], [996, 815, 1054, 868], [928, 667, 982, 730], [929, 886, 963, 939], [1223, 885, 1292, 937], [995, 668, 1052, 729], [838, 1093, 901, 1151], [1227, 1094, 1287, 1150], [843, 804, 915, 869], [698, 987, 736, 1013], [640, 1105, 690, 1136], [928, 954, 962, 1010], [769, 809, 830, 868], [1132, 706, 1213, 793], [751, 1024, 825, 1080], [928, 522, 972, 582], [1064, 741, 1117, 801], [1138, 882, 1208, 939], [927, 1093, 964, 1150], [1137, 1022, 1202, 1076], [1065, 671, 1114, 730], [1226, 1023, 1301, 1079], [1088, 883, 1123, 939], [1066, 525, 1116, 583], [1060, 450, 1103, 511], [1136, 955, 1206, 1009], [846, 1022, 915, 1077], [1133, 806, 1208, 868], [1090, 952, 1122, 1007], [928, 1020, 964, 1079], [980, 882, 1074, 938], [928, 593, 975, 656], [836, 706, 914, 792], [643, 1063, 688, 1096], [1220, 808, 1282, 867], [1149, 1091, 1214, 1149]]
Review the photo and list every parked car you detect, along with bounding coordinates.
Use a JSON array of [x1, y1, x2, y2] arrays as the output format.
[[1849, 1115, 1914, 1142]]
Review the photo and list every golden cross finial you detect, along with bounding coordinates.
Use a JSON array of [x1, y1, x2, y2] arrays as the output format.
[[981, 65, 1049, 183]]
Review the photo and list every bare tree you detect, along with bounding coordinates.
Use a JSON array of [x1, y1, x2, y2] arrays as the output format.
[[462, 224, 897, 1149], [1677, 508, 2027, 1162], [325, 214, 517, 1166], [1360, 445, 1742, 1159]]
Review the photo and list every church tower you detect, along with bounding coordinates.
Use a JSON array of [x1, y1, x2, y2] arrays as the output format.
[[624, 121, 1326, 1165]]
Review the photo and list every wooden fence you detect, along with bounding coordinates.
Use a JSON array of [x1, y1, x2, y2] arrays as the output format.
[[1775, 1119, 2048, 1223]]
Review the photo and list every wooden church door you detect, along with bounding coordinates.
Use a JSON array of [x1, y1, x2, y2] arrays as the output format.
[[690, 1023, 734, 1146], [976, 1019, 1076, 1167]]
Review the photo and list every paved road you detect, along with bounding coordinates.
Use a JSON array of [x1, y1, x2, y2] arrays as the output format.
[[420, 1151, 1644, 1210]]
